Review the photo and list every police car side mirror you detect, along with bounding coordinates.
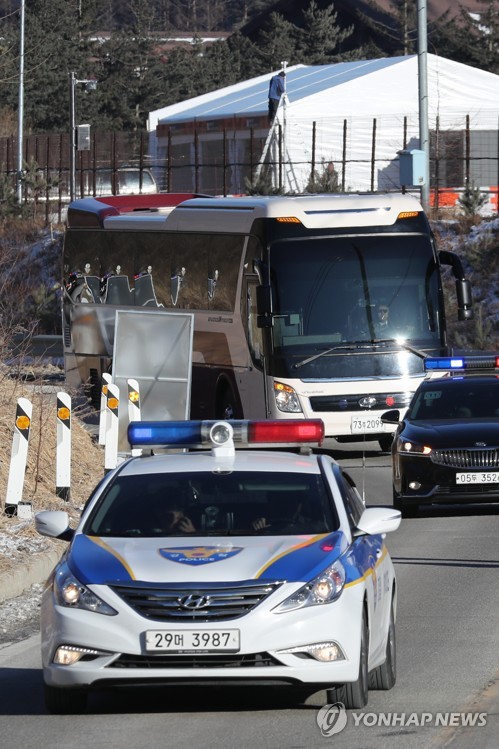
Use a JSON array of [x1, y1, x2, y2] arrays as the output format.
[[380, 409, 400, 424], [353, 507, 402, 537], [35, 510, 74, 542]]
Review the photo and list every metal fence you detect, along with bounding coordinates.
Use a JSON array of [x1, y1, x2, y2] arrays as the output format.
[[1, 115, 498, 221]]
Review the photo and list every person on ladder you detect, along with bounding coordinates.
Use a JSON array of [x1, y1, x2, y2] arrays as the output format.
[[268, 70, 286, 123]]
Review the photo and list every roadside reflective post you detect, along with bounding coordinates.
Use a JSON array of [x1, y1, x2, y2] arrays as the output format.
[[104, 383, 120, 473], [56, 392, 71, 501], [5, 398, 32, 517]]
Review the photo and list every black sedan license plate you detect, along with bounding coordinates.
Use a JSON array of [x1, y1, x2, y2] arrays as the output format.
[[145, 629, 240, 652], [456, 472, 499, 484]]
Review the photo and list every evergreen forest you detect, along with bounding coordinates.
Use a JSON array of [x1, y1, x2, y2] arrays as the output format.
[[0, 0, 497, 135]]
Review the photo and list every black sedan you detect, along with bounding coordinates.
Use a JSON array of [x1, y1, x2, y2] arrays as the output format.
[[381, 373, 499, 517]]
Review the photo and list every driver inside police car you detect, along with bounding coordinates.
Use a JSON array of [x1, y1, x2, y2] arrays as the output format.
[[164, 505, 196, 533]]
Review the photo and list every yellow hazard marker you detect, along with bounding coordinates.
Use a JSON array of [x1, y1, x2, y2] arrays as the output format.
[[5, 397, 32, 517], [56, 392, 71, 501]]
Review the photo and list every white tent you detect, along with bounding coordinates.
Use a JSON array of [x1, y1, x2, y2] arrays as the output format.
[[148, 55, 499, 200]]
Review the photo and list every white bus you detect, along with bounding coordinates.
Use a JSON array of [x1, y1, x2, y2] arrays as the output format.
[[63, 192, 472, 450]]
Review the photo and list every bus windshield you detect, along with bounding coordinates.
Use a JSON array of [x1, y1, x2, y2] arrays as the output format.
[[268, 234, 442, 375]]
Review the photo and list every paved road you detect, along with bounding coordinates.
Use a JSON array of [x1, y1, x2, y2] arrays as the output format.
[[1, 442, 498, 749]]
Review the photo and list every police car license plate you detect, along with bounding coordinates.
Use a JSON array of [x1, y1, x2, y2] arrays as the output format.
[[456, 472, 499, 484], [145, 629, 240, 652], [351, 414, 382, 433]]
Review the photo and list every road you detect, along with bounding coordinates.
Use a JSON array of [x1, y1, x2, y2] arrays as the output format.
[[1, 441, 498, 749]]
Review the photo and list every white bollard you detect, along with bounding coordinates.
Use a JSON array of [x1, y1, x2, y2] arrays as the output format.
[[98, 372, 112, 446], [104, 383, 120, 473], [127, 378, 142, 456], [5, 397, 33, 517], [56, 392, 71, 501]]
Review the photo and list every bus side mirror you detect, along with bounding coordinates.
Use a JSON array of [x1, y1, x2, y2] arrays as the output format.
[[256, 285, 273, 328], [439, 250, 474, 321], [456, 278, 473, 321]]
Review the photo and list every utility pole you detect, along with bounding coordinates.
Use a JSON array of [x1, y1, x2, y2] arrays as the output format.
[[16, 0, 25, 204], [417, 0, 430, 210]]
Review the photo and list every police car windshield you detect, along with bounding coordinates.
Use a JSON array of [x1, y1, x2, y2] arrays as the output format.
[[84, 471, 339, 537]]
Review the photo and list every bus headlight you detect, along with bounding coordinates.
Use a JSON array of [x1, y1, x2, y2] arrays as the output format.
[[274, 382, 302, 413]]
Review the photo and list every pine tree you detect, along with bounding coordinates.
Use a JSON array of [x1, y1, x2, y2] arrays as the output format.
[[93, 0, 166, 131], [253, 12, 299, 72], [433, 1, 498, 75], [296, 1, 354, 64], [356, 0, 417, 57], [1, 0, 97, 133]]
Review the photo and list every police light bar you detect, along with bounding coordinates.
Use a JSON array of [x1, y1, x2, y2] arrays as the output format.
[[128, 419, 325, 449], [424, 355, 499, 372]]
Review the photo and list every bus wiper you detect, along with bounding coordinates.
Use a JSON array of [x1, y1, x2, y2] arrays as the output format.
[[293, 344, 359, 369], [370, 338, 428, 359], [293, 339, 428, 369]]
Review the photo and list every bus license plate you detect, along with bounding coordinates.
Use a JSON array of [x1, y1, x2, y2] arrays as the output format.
[[351, 414, 382, 433], [145, 629, 240, 652], [456, 472, 499, 484]]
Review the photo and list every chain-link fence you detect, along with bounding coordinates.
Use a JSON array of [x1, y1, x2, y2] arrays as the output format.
[[1, 115, 498, 221]]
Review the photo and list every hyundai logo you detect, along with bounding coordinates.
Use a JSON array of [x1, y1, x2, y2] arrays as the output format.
[[178, 594, 210, 610], [359, 396, 377, 408]]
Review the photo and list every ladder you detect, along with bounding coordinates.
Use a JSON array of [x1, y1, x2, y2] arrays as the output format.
[[254, 94, 300, 193]]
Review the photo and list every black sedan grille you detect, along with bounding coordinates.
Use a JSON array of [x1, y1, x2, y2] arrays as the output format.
[[309, 391, 413, 413], [431, 448, 499, 469], [109, 652, 281, 669], [110, 581, 282, 622]]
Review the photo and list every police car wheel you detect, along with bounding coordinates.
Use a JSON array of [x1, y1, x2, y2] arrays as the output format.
[[327, 611, 369, 709], [44, 683, 87, 714], [369, 598, 396, 690]]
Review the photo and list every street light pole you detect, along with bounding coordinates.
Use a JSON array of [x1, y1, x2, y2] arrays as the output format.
[[69, 73, 97, 202], [69, 71, 77, 202]]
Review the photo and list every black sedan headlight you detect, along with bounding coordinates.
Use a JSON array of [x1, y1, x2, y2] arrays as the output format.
[[396, 436, 432, 455]]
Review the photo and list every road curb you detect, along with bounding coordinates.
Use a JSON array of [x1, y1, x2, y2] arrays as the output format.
[[0, 549, 61, 604]]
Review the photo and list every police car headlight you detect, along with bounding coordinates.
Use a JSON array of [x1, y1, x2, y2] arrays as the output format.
[[54, 562, 117, 616], [274, 382, 302, 413], [397, 437, 432, 455], [273, 560, 345, 613]]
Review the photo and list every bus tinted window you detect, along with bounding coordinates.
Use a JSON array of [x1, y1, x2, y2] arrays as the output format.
[[64, 231, 244, 311]]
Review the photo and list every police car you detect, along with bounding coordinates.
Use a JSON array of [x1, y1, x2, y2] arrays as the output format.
[[382, 355, 499, 517], [35, 419, 401, 714]]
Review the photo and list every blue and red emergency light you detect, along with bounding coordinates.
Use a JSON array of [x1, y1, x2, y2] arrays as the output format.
[[128, 419, 325, 450], [424, 355, 499, 372]]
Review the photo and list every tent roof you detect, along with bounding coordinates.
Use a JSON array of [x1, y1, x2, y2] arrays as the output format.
[[151, 55, 499, 128]]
